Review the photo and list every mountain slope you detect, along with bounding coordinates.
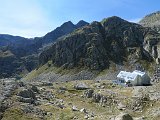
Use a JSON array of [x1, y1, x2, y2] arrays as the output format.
[[0, 35, 37, 78], [0, 34, 36, 56], [139, 11, 160, 32], [39, 16, 160, 72]]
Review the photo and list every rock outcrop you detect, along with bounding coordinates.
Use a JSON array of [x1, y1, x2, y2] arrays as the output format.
[[84, 89, 94, 98], [17, 88, 36, 99]]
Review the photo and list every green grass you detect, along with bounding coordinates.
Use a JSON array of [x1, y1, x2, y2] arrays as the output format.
[[24, 61, 62, 80], [24, 61, 90, 81], [138, 60, 155, 74], [67, 89, 83, 94]]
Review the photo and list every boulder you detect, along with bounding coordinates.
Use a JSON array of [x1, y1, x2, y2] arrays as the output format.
[[31, 85, 39, 93], [74, 83, 89, 90], [115, 113, 133, 120], [84, 89, 94, 98], [92, 93, 102, 103], [80, 108, 87, 113], [72, 106, 79, 111], [17, 88, 36, 99]]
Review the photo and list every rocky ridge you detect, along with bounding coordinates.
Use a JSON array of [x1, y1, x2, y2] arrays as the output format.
[[39, 16, 160, 72]]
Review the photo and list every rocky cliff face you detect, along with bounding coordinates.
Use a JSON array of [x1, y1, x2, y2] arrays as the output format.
[[139, 11, 160, 64], [139, 11, 160, 33], [39, 16, 160, 71], [0, 35, 37, 57], [0, 50, 27, 78]]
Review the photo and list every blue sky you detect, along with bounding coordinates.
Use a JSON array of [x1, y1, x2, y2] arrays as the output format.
[[0, 0, 159, 38]]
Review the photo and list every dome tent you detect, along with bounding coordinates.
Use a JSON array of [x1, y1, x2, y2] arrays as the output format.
[[117, 70, 151, 86]]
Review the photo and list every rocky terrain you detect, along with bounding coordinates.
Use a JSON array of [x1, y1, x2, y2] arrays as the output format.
[[0, 78, 159, 120], [0, 78, 19, 119]]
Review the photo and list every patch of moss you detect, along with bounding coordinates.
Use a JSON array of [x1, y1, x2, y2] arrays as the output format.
[[67, 89, 83, 94], [2, 108, 39, 120]]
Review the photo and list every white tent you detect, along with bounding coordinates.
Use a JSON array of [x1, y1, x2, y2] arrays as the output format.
[[117, 70, 150, 86]]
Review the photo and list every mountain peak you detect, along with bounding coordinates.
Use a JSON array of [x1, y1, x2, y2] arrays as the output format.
[[144, 11, 160, 18], [76, 20, 89, 28], [139, 11, 160, 24], [61, 21, 74, 27], [101, 16, 129, 28], [101, 16, 127, 24], [139, 11, 160, 32]]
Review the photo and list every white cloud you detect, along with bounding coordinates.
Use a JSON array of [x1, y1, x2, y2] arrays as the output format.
[[0, 0, 54, 38], [128, 18, 142, 23], [0, 0, 145, 37]]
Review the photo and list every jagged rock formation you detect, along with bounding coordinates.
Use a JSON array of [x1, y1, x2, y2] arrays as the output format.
[[35, 20, 89, 46], [39, 16, 160, 71], [139, 11, 160, 64], [139, 11, 160, 32]]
